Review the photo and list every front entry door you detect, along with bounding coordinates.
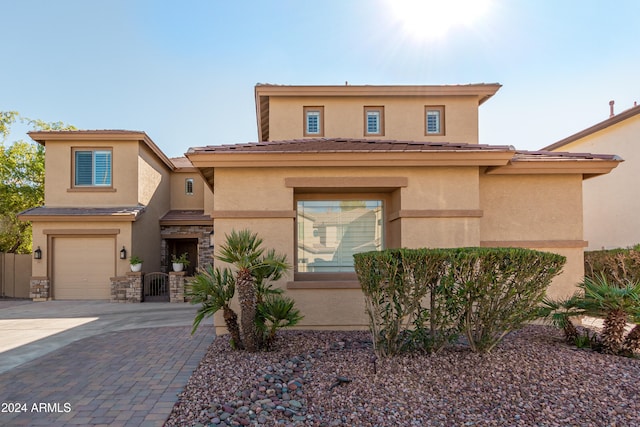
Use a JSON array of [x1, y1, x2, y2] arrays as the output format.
[[169, 239, 198, 276]]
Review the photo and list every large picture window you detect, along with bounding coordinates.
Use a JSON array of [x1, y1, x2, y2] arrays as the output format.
[[74, 149, 112, 187], [297, 200, 383, 273]]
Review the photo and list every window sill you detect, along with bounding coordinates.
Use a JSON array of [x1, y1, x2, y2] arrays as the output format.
[[67, 187, 116, 192], [286, 280, 361, 289], [287, 272, 361, 289]]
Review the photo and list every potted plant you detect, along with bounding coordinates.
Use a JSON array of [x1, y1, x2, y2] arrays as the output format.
[[172, 252, 190, 272], [129, 255, 143, 272]]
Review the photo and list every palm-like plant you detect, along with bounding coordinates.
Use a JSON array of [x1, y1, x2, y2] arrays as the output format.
[[217, 229, 290, 352], [257, 294, 304, 348], [538, 295, 585, 343], [576, 274, 640, 355], [188, 266, 244, 349]]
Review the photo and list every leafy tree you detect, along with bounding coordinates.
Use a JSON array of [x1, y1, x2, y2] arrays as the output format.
[[0, 111, 76, 253]]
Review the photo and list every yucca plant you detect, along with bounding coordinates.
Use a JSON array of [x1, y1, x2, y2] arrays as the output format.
[[188, 266, 244, 349], [575, 274, 640, 355], [217, 229, 290, 352]]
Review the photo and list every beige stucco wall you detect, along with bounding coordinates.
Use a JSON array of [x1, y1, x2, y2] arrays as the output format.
[[550, 115, 640, 250], [130, 144, 172, 272], [267, 96, 479, 143], [43, 140, 140, 207], [210, 165, 584, 333], [479, 174, 585, 298], [170, 171, 206, 210]]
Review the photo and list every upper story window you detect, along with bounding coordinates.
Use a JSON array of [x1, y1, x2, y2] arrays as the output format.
[[425, 106, 445, 136], [185, 178, 194, 195], [73, 149, 112, 187], [304, 106, 324, 137], [364, 106, 384, 136]]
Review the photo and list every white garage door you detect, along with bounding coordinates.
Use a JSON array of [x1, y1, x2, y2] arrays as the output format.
[[53, 237, 115, 300]]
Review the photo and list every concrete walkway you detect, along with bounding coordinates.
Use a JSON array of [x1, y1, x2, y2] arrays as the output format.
[[0, 300, 215, 426]]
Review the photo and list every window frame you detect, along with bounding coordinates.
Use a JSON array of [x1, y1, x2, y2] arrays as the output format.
[[303, 106, 324, 137], [364, 106, 385, 136], [185, 178, 194, 195], [425, 105, 445, 136], [71, 147, 113, 188], [295, 196, 385, 276]]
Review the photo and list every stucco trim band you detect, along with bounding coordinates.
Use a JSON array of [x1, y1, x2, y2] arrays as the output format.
[[42, 229, 121, 235], [388, 209, 483, 221], [211, 210, 296, 219], [285, 177, 408, 188], [480, 240, 588, 248]]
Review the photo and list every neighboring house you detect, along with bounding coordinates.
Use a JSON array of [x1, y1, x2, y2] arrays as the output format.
[[20, 83, 621, 333], [543, 102, 639, 250]]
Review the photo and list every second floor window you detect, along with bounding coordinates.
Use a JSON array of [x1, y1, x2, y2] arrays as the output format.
[[185, 178, 194, 195], [304, 106, 324, 136], [364, 106, 384, 136], [74, 149, 112, 186], [425, 106, 445, 136]]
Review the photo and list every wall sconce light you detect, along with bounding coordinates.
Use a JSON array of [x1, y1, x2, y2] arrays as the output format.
[[120, 246, 127, 260], [209, 231, 214, 248], [34, 246, 42, 260]]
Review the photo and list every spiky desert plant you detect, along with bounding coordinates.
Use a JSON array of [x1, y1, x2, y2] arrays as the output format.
[[538, 295, 584, 344], [188, 266, 244, 349], [217, 229, 290, 352], [576, 274, 640, 355], [257, 294, 304, 347]]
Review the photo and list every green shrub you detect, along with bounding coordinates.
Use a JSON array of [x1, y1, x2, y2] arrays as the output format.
[[584, 246, 640, 286], [355, 247, 566, 356]]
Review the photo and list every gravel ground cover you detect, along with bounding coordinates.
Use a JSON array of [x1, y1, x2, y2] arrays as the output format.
[[166, 325, 640, 427]]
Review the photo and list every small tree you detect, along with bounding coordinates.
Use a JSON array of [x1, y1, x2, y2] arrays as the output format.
[[1, 111, 75, 253], [214, 229, 296, 352]]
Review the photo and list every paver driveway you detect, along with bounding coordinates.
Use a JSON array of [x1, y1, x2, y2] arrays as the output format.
[[0, 300, 215, 426]]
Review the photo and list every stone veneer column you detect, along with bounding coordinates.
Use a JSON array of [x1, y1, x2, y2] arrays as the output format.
[[169, 271, 185, 303], [110, 272, 143, 303], [30, 277, 50, 301], [126, 272, 143, 302]]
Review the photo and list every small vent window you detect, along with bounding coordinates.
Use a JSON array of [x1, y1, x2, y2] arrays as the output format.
[[185, 178, 194, 195]]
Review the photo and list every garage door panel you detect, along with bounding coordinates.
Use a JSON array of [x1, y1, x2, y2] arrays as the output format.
[[53, 238, 115, 300]]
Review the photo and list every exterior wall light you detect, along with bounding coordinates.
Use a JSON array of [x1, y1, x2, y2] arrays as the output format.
[[34, 246, 42, 260], [209, 231, 214, 248], [120, 246, 127, 260]]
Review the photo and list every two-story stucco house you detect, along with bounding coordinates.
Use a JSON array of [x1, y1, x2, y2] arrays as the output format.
[[20, 83, 621, 333], [543, 102, 640, 250]]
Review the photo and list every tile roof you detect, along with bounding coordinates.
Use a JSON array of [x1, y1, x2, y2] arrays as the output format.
[[19, 206, 145, 218], [513, 150, 622, 162], [160, 210, 212, 223], [188, 138, 516, 154]]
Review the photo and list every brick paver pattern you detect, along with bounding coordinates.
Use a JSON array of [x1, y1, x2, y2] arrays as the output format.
[[0, 325, 213, 426]]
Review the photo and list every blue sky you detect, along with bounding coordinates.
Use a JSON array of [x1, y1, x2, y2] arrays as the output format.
[[2, 0, 639, 158]]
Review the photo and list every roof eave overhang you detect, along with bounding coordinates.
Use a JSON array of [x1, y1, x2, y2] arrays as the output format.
[[186, 150, 516, 169], [18, 214, 139, 222], [542, 105, 640, 151], [28, 131, 175, 171], [485, 160, 622, 179]]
